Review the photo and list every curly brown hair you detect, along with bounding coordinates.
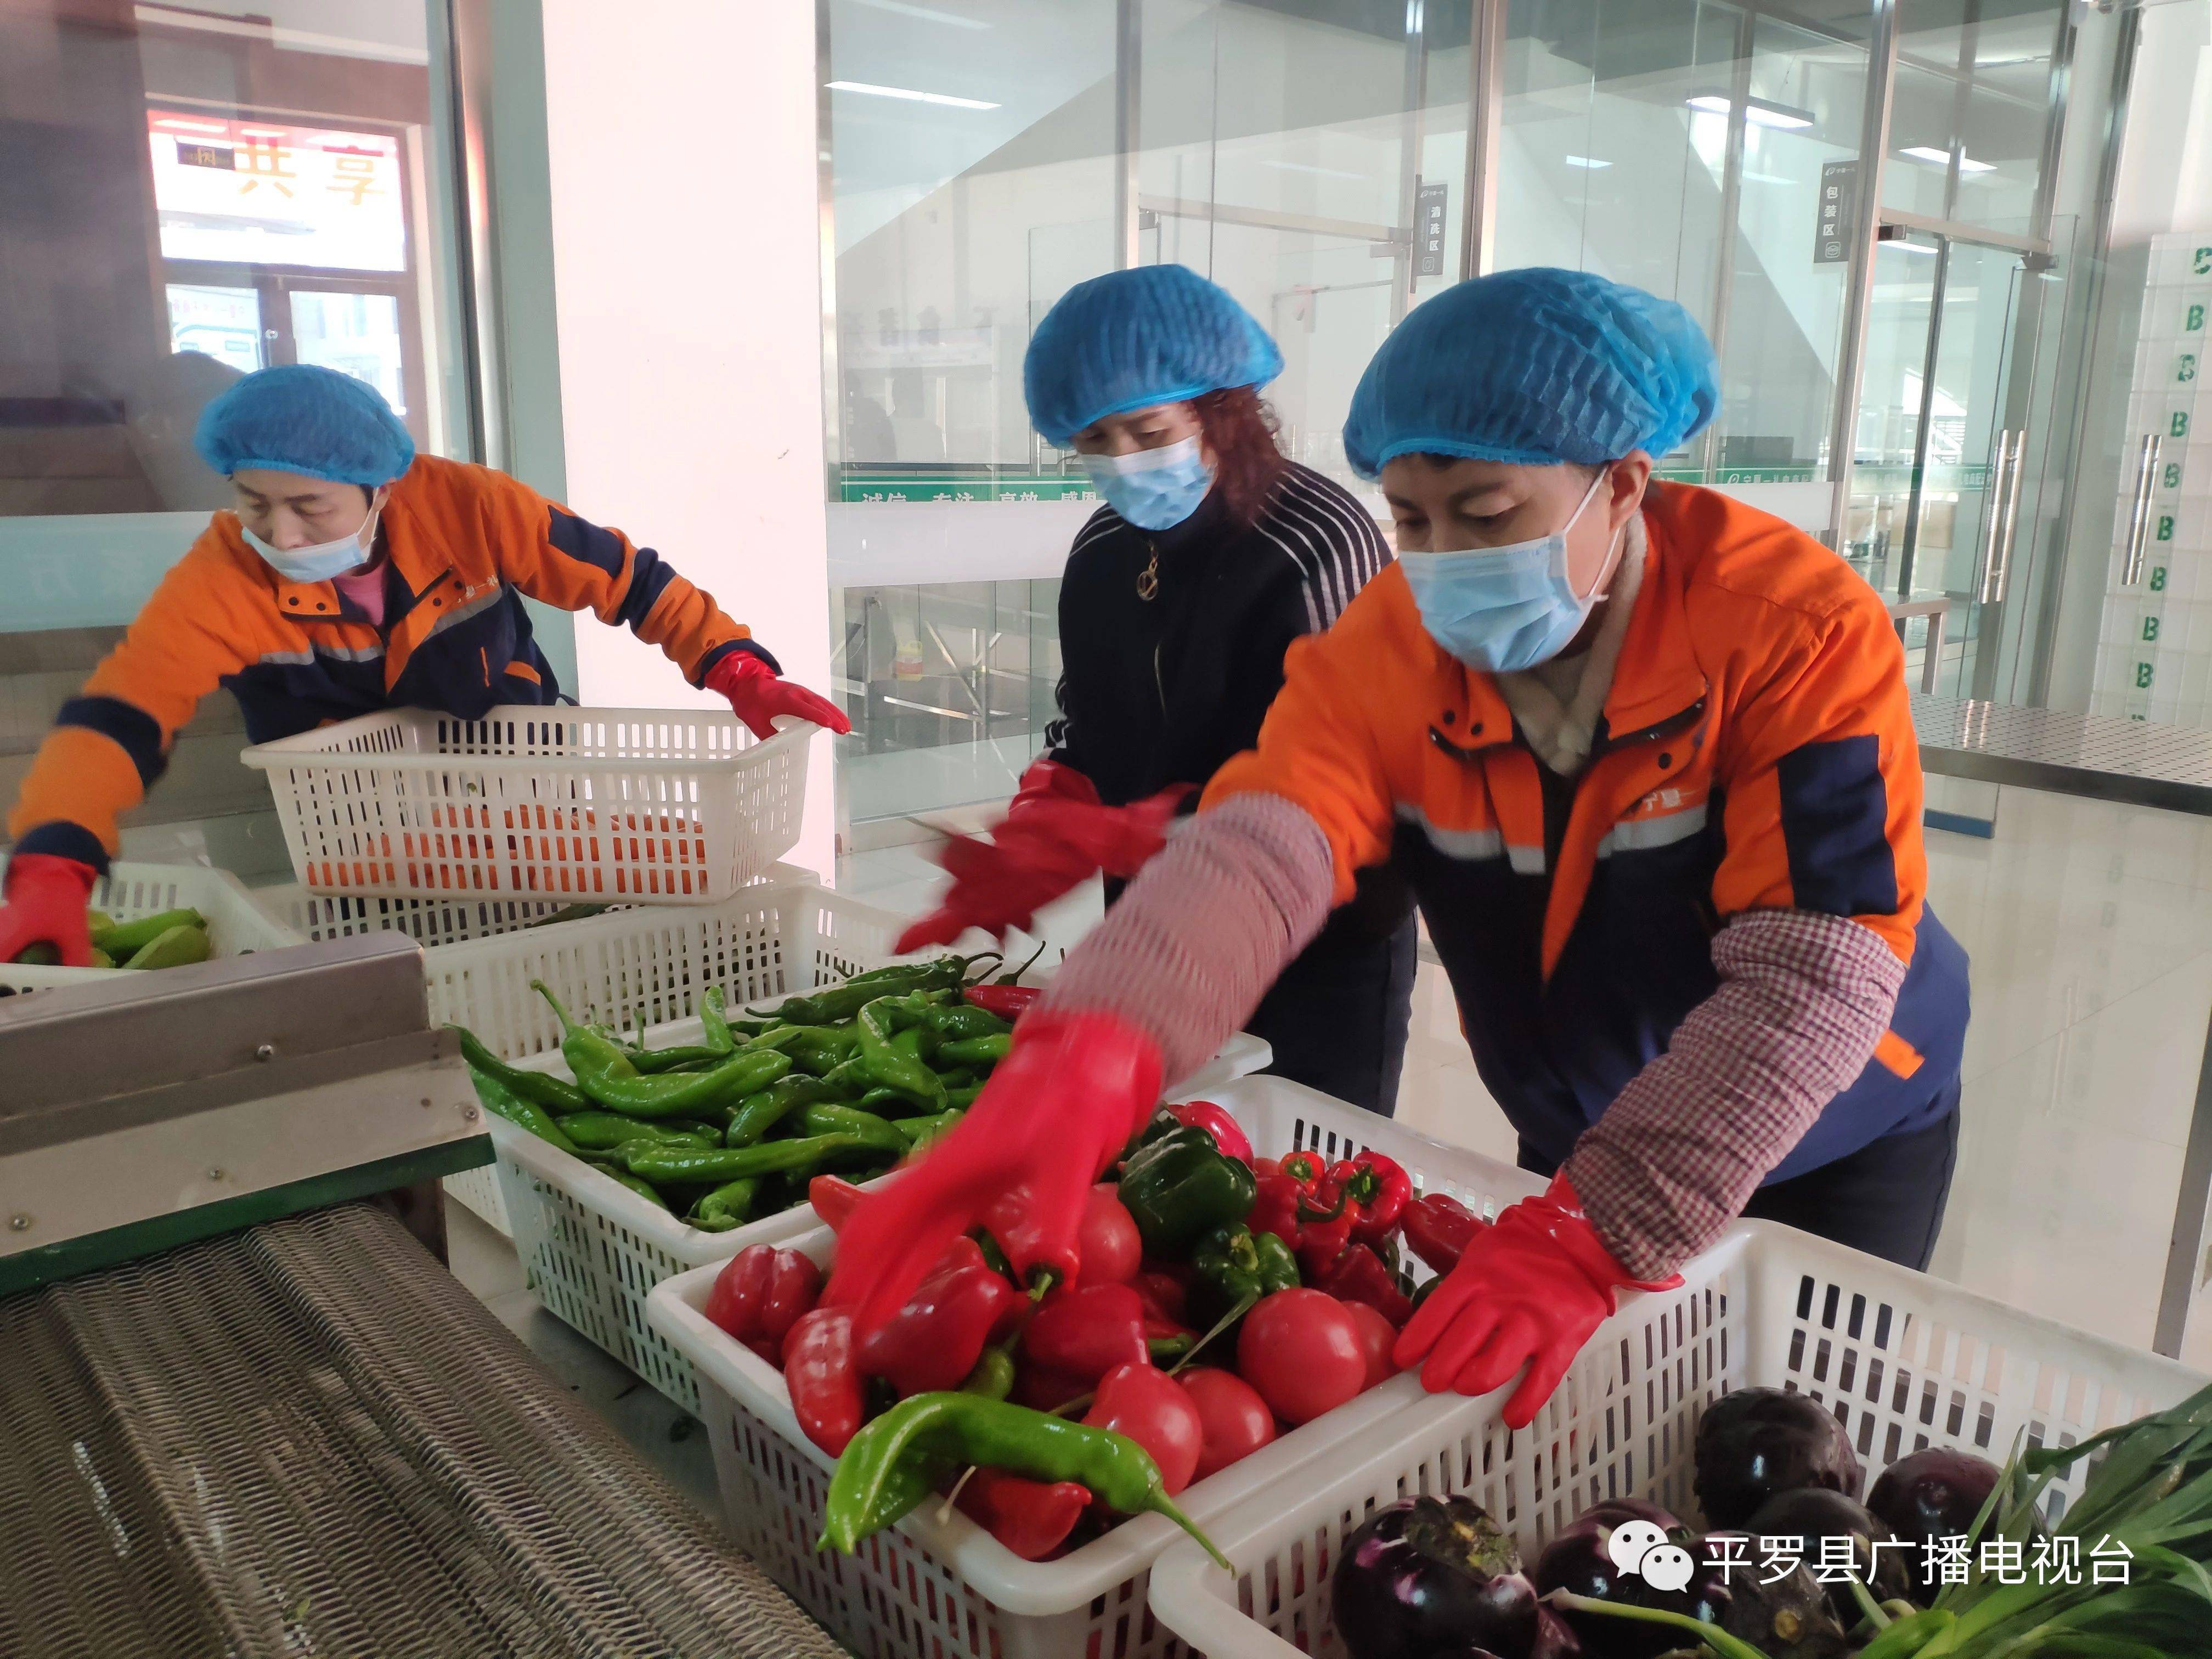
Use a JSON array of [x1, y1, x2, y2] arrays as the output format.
[[1193, 385, 1290, 527]]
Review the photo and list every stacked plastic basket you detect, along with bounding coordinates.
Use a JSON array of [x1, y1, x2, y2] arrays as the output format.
[[237, 704, 823, 1305], [1143, 1220, 2206, 1656], [646, 1074, 1549, 1659]]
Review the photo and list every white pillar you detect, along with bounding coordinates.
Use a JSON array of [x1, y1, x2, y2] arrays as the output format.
[[538, 0, 834, 877]]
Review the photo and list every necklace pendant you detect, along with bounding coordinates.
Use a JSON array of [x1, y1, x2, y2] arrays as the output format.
[[1136, 548, 1159, 601]]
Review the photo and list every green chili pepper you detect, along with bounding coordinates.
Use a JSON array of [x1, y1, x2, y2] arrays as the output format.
[[726, 1076, 835, 1145], [859, 996, 945, 1106], [743, 1024, 805, 1054], [687, 1177, 760, 1232], [820, 1393, 1229, 1568], [961, 1345, 1015, 1401], [891, 1108, 964, 1148], [620, 1133, 866, 1185], [467, 1069, 583, 1155], [795, 1101, 909, 1159], [819, 1056, 874, 1098], [936, 1034, 1011, 1069], [452, 1026, 590, 1114], [1191, 1222, 1300, 1330], [944, 1081, 985, 1111], [781, 1025, 864, 1076], [534, 982, 793, 1116], [597, 1166, 669, 1209], [922, 1001, 1012, 1041], [747, 958, 964, 1025], [553, 1111, 717, 1152], [1117, 1126, 1259, 1257], [624, 1042, 735, 1074], [890, 1023, 941, 1065], [697, 986, 739, 1054]]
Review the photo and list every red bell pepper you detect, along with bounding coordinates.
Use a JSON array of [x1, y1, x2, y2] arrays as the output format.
[[963, 983, 1042, 1021], [782, 1306, 864, 1455], [954, 1468, 1090, 1560], [1328, 1150, 1411, 1244], [855, 1237, 1025, 1397], [809, 1173, 868, 1233], [1279, 1149, 1329, 1188], [1249, 1158, 1302, 1249], [1132, 1269, 1189, 1327], [1294, 1178, 1356, 1279], [1313, 1240, 1414, 1327], [1401, 1191, 1486, 1275], [704, 1244, 822, 1364], [1163, 1099, 1252, 1164], [1020, 1281, 1148, 1385]]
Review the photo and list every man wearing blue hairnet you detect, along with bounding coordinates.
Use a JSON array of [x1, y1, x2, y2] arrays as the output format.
[[830, 269, 1970, 1431], [1, 364, 847, 966], [895, 263, 1416, 1113]]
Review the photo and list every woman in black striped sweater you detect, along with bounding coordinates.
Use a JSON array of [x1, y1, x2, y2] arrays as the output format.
[[898, 266, 1415, 1113]]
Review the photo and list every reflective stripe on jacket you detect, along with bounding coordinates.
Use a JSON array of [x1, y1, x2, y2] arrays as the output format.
[[1203, 480, 1967, 1180], [8, 455, 760, 869]]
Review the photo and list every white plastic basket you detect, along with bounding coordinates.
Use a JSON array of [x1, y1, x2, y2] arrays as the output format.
[[643, 1074, 1549, 1659], [0, 861, 303, 994], [496, 1008, 1275, 1415], [240, 703, 813, 902], [1148, 1218, 2208, 1658]]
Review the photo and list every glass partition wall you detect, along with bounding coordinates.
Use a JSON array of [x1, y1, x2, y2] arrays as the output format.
[[818, 0, 2123, 832], [0, 0, 476, 875]]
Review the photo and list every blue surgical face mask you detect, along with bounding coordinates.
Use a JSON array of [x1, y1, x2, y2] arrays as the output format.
[[1400, 469, 1621, 674], [1082, 436, 1216, 531], [242, 489, 384, 583]]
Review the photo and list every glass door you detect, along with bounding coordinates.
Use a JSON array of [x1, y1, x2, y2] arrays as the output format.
[[1847, 228, 2049, 696]]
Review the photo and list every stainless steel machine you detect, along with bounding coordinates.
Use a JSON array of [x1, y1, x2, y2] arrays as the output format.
[[0, 937, 837, 1657]]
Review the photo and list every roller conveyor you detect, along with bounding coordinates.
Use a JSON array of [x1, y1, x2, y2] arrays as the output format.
[[0, 1203, 839, 1658]]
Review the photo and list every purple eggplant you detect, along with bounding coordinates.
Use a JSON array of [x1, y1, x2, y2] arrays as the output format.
[[1864, 1447, 2012, 1598], [1744, 1487, 1914, 1619], [1334, 1496, 1539, 1659], [1692, 1388, 1863, 1528], [1691, 1533, 1851, 1659], [1533, 1517, 1724, 1659]]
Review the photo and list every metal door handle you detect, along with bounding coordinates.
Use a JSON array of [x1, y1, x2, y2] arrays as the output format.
[[2124, 433, 2160, 585], [1979, 430, 2016, 603], [1992, 428, 2028, 603]]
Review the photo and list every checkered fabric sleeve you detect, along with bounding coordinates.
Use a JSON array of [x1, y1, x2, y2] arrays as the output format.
[[1562, 907, 1909, 1279]]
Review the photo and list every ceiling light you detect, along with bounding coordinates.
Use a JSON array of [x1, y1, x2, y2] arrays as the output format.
[[851, 0, 990, 27], [1684, 93, 1814, 130], [826, 79, 1000, 110], [1886, 238, 1938, 255], [1564, 155, 1611, 169], [154, 116, 229, 133], [1900, 145, 1995, 173]]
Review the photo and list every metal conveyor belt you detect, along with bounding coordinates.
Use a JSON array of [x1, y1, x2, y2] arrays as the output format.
[[0, 1204, 839, 1658]]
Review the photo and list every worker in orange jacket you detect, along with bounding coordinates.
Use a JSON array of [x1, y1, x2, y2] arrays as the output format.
[[827, 269, 1970, 1429], [0, 364, 847, 965]]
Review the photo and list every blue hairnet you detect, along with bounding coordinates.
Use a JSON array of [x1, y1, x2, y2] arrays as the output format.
[[1025, 265, 1284, 444], [192, 364, 416, 484], [1342, 268, 1719, 477]]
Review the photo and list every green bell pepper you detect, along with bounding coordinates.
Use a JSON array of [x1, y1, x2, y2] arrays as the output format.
[[1190, 1222, 1300, 1327], [1116, 1126, 1257, 1257]]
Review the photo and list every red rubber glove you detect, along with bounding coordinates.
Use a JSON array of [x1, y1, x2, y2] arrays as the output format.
[[1391, 1175, 1681, 1428], [0, 853, 99, 968], [704, 650, 851, 740], [823, 1009, 1162, 1340], [895, 759, 1186, 953]]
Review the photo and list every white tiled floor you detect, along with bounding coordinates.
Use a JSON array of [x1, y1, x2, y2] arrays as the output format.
[[844, 785, 2212, 1364]]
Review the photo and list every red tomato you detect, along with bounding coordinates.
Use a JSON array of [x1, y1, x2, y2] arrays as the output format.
[[1084, 1362, 1204, 1494], [1077, 1184, 1143, 1284], [1178, 1366, 1277, 1481], [1236, 1289, 1367, 1426], [1341, 1299, 1400, 1391]]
